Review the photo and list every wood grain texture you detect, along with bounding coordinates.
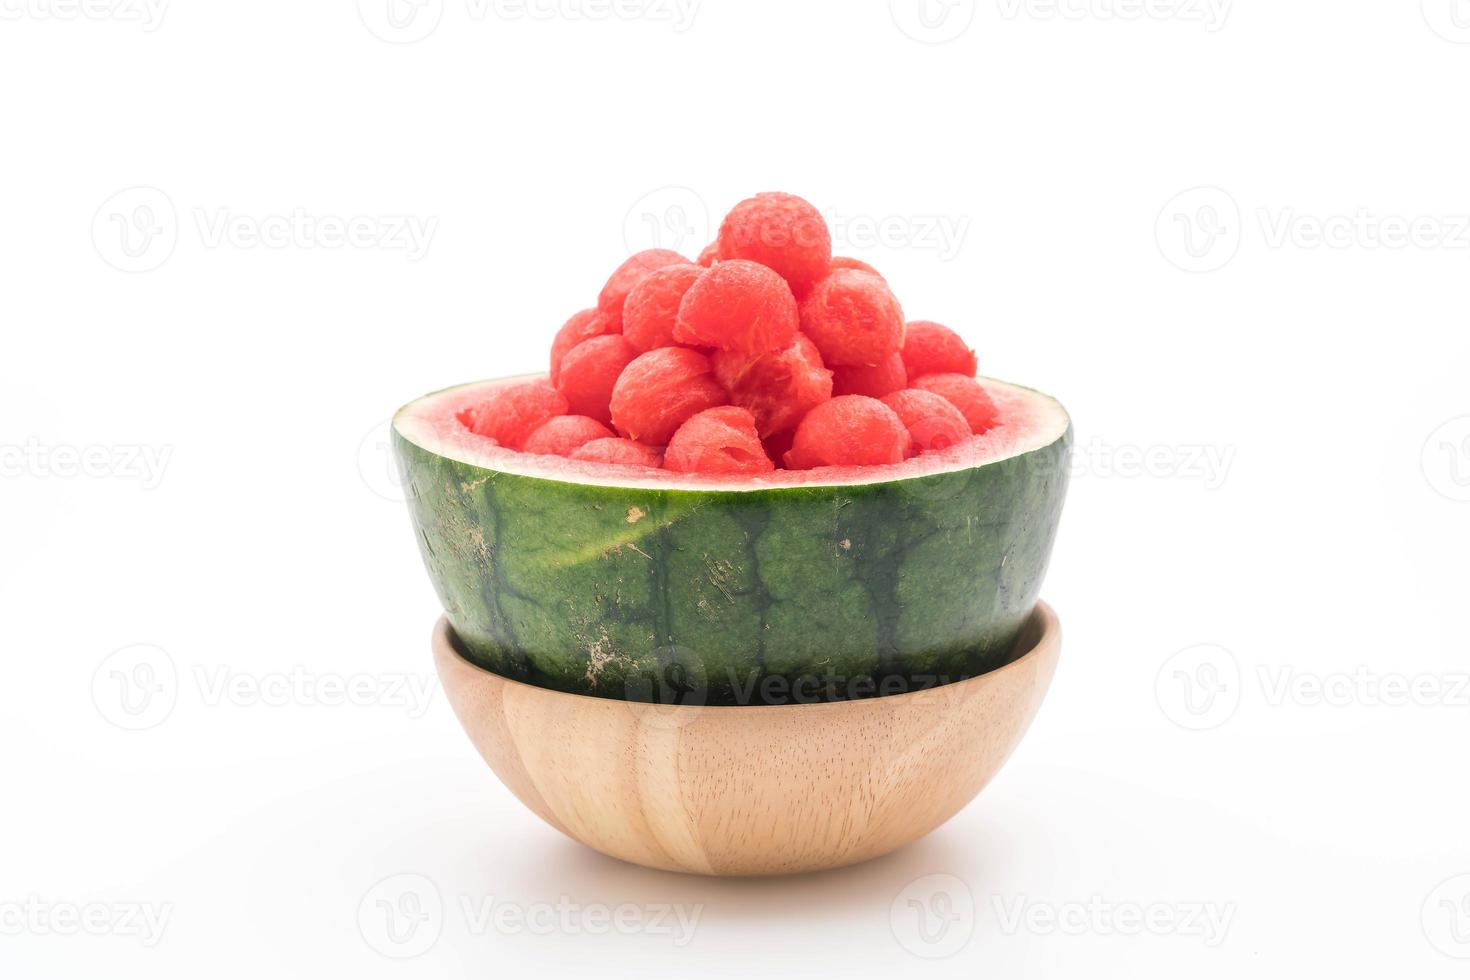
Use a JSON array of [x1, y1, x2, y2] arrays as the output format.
[[433, 602, 1061, 876]]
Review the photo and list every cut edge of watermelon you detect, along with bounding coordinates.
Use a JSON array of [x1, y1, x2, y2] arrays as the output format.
[[394, 374, 1069, 491]]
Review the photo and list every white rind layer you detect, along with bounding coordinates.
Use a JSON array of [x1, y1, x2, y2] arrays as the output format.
[[393, 374, 1070, 491]]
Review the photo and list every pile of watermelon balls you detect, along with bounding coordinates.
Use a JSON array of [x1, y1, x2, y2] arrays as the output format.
[[464, 192, 999, 475]]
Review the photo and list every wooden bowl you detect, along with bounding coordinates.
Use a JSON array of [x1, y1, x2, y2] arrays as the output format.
[[433, 602, 1061, 877]]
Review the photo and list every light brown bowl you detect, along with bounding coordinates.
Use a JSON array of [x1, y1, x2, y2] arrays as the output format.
[[433, 602, 1060, 876]]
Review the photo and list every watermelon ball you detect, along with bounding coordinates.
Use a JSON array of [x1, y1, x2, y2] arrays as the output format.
[[521, 415, 615, 457], [783, 395, 910, 470], [911, 373, 1000, 434], [901, 320, 978, 379], [569, 437, 663, 468], [880, 389, 971, 457], [710, 333, 833, 438], [830, 352, 907, 399], [556, 334, 639, 425], [696, 242, 720, 267], [664, 406, 774, 476], [462, 380, 569, 451], [828, 255, 884, 279], [798, 268, 906, 367], [609, 347, 728, 446], [622, 263, 702, 352], [674, 259, 799, 356], [550, 307, 617, 385], [597, 248, 688, 327], [716, 192, 832, 297]]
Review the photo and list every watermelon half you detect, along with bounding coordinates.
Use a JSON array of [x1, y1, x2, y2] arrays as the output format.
[[393, 375, 1070, 705]]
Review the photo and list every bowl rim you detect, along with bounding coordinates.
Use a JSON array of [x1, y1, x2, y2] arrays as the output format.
[[432, 600, 1060, 714]]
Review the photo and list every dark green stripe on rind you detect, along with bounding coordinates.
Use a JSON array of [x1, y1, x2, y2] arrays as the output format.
[[394, 427, 1070, 706]]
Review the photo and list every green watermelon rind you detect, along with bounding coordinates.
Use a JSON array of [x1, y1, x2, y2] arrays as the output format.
[[393, 377, 1070, 706]]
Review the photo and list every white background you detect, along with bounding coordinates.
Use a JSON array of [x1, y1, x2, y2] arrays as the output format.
[[2, 1, 1468, 976]]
